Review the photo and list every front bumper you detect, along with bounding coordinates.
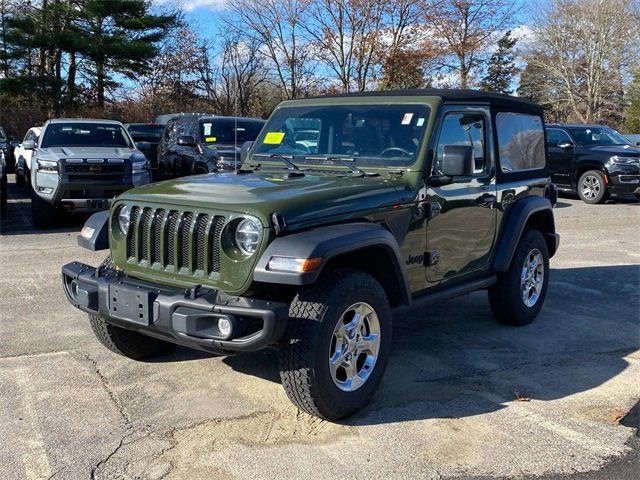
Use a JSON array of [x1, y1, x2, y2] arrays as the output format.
[[62, 261, 289, 354], [607, 164, 640, 195]]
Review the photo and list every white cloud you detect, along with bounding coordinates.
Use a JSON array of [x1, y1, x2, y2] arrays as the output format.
[[154, 0, 227, 12]]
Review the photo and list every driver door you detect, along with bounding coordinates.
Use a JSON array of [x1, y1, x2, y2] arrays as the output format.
[[426, 106, 497, 284]]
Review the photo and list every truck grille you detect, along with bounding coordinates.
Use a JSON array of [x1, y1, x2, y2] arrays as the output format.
[[126, 207, 225, 274]]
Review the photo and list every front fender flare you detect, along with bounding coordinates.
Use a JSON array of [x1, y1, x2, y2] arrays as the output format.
[[253, 222, 411, 305]]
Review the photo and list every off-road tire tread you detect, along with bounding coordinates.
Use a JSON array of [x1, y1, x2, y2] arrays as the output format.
[[88, 255, 175, 360], [279, 269, 391, 420], [488, 228, 549, 326]]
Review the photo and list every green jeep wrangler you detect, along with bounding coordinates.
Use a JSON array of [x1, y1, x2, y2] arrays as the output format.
[[62, 90, 559, 420]]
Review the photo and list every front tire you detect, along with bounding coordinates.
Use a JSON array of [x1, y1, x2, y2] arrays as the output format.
[[578, 170, 609, 204], [279, 269, 392, 420], [488, 229, 550, 326], [30, 189, 56, 228]]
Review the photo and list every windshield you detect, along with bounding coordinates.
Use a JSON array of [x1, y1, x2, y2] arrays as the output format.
[[253, 104, 431, 167], [41, 123, 133, 148], [566, 126, 630, 147], [201, 119, 264, 145], [127, 124, 164, 138]]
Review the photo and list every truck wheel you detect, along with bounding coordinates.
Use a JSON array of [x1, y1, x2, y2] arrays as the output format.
[[488, 229, 550, 326], [89, 255, 176, 360], [30, 189, 56, 228], [578, 170, 609, 204], [89, 314, 176, 360], [279, 269, 392, 420]]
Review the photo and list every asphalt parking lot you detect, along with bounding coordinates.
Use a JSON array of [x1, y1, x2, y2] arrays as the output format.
[[0, 175, 638, 480]]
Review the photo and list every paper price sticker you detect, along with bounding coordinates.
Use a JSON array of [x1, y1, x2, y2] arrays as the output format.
[[205, 136, 217, 142], [264, 132, 285, 144], [401, 113, 414, 125]]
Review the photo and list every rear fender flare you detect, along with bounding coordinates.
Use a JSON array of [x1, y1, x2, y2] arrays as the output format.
[[493, 196, 558, 272]]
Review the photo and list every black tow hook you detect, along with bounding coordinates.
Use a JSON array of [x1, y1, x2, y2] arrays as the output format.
[[187, 284, 203, 300]]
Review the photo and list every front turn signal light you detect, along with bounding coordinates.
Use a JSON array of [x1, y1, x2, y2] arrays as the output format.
[[267, 256, 323, 273]]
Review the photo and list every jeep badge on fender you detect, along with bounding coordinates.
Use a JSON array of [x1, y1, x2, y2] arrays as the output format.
[[62, 89, 559, 421]]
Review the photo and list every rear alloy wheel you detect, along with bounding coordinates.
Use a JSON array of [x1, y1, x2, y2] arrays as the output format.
[[488, 229, 550, 326], [578, 170, 609, 204]]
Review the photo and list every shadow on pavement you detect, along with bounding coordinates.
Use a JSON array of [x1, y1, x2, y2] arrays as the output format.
[[222, 264, 639, 425]]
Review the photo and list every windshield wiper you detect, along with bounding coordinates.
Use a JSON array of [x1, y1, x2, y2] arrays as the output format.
[[305, 156, 379, 177], [253, 153, 301, 171]]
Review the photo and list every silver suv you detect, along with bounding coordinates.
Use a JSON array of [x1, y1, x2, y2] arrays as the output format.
[[26, 119, 151, 227]]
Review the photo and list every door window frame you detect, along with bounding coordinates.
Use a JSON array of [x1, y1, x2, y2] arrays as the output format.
[[429, 105, 494, 183]]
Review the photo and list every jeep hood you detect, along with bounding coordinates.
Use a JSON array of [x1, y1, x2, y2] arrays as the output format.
[[37, 146, 138, 160], [117, 170, 405, 227]]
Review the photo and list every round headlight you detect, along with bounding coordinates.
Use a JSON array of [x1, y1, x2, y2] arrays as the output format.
[[235, 217, 261, 255], [117, 205, 131, 234]]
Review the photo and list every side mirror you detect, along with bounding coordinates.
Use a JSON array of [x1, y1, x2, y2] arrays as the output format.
[[557, 141, 574, 150], [441, 145, 474, 177], [136, 141, 151, 152], [240, 141, 254, 164], [22, 139, 36, 150], [177, 135, 196, 146]]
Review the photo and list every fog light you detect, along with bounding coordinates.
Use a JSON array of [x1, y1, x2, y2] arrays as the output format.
[[38, 187, 53, 194], [217, 317, 232, 337]]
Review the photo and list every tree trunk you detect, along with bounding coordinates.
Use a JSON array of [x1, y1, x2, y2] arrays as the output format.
[[67, 51, 77, 108], [96, 60, 105, 108]]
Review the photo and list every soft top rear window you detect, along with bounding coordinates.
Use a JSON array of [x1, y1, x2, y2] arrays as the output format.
[[496, 113, 545, 173]]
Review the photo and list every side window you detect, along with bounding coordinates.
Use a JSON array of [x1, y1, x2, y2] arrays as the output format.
[[546, 129, 572, 147], [496, 113, 545, 173], [434, 112, 486, 175], [24, 131, 33, 143]]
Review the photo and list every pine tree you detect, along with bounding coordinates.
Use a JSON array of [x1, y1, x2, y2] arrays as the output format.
[[624, 68, 640, 133], [76, 0, 177, 108], [479, 31, 518, 94]]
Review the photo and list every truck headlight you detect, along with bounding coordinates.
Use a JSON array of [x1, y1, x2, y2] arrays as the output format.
[[117, 205, 131, 234], [36, 159, 58, 172], [235, 217, 261, 255], [132, 160, 149, 174], [611, 156, 640, 165]]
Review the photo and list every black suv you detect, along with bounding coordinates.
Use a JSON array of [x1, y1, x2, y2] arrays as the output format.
[[546, 124, 640, 203], [157, 115, 265, 179]]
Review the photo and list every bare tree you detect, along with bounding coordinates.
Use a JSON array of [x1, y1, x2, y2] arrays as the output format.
[[525, 0, 640, 125], [426, 0, 517, 88], [225, 0, 313, 99], [304, 0, 385, 92]]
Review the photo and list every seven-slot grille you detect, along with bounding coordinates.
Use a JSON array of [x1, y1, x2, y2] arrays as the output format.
[[126, 206, 225, 274]]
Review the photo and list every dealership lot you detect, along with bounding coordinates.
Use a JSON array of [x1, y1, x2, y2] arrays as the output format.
[[0, 175, 638, 480]]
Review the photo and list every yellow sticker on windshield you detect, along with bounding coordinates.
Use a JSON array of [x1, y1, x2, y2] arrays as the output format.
[[205, 136, 216, 142], [264, 132, 285, 144]]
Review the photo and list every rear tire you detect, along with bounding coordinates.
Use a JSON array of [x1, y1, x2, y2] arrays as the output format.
[[577, 170, 609, 204], [488, 229, 550, 326], [279, 269, 392, 420], [30, 188, 56, 228]]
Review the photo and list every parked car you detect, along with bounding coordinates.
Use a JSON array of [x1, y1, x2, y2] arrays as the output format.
[[14, 126, 42, 188], [124, 123, 164, 173], [0, 125, 18, 173], [156, 115, 265, 178], [27, 119, 151, 228], [546, 124, 640, 203], [63, 89, 559, 420], [0, 148, 6, 216]]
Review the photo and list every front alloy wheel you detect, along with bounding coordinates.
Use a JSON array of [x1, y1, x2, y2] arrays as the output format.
[[578, 170, 609, 204], [279, 269, 392, 420], [329, 302, 381, 392]]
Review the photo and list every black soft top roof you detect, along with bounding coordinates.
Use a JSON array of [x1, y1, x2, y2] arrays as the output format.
[[314, 89, 543, 114]]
